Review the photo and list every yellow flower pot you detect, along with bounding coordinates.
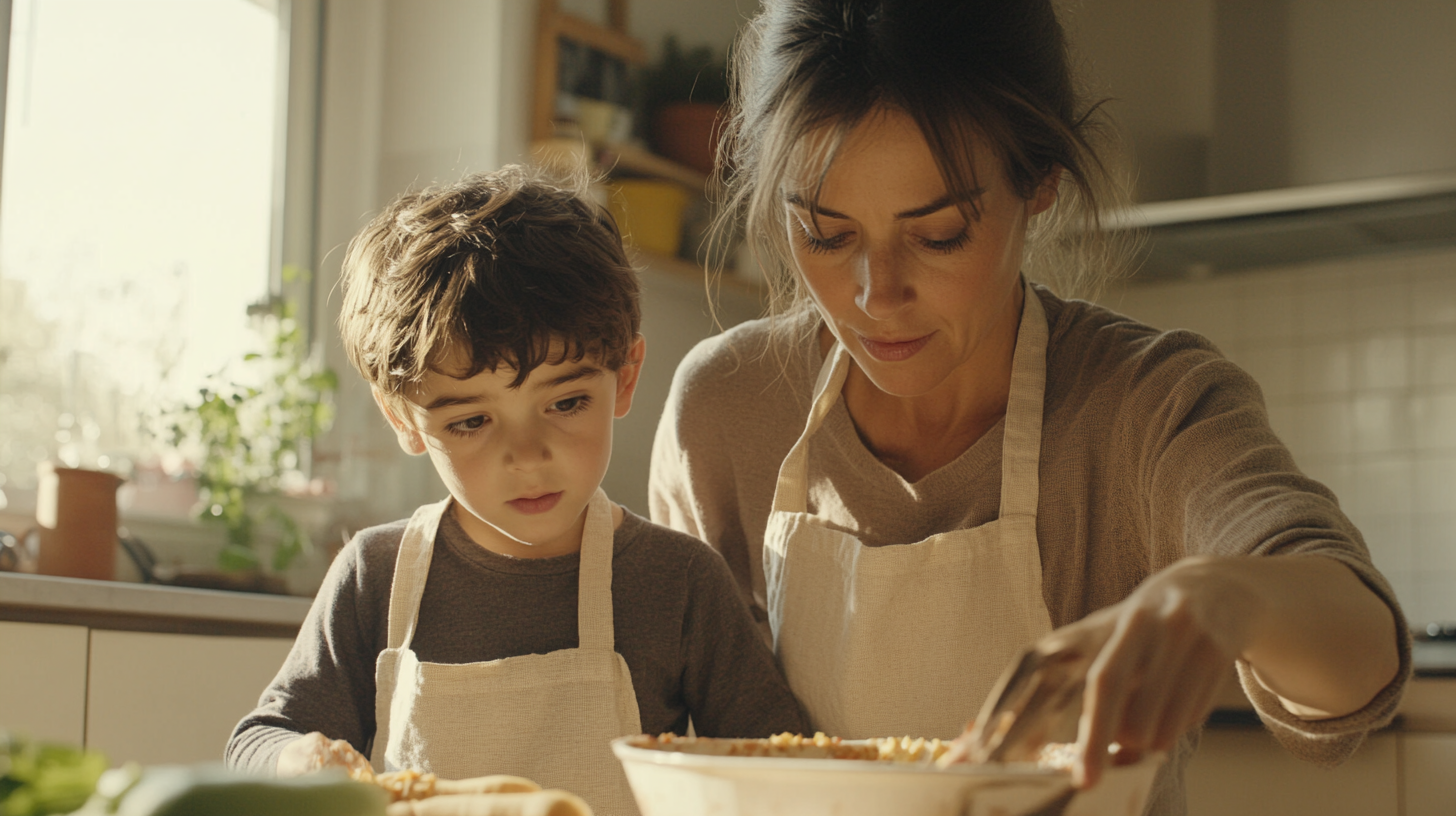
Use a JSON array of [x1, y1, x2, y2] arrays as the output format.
[[606, 180, 690, 257]]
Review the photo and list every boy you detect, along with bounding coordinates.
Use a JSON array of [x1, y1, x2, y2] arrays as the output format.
[[225, 166, 807, 816]]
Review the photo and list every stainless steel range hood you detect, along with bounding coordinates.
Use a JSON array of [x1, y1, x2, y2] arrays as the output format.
[[1108, 172, 1456, 280], [1063, 1, 1456, 280]]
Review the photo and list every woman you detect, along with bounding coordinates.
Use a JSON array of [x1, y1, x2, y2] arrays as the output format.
[[648, 1, 1408, 813]]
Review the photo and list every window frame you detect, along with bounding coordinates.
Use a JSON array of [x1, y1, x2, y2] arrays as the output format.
[[0, 0, 325, 487], [0, 0, 323, 336]]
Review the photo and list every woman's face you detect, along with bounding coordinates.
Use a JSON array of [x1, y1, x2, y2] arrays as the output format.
[[785, 107, 1054, 398]]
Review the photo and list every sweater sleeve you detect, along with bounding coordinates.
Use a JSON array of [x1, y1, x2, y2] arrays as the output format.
[[224, 532, 389, 774], [1122, 330, 1411, 764], [649, 336, 763, 622], [678, 543, 811, 738], [647, 358, 709, 543]]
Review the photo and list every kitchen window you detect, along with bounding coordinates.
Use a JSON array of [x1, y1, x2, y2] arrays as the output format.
[[0, 0, 319, 517]]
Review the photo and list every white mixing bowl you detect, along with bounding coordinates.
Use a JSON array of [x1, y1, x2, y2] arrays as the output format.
[[612, 736, 1163, 816]]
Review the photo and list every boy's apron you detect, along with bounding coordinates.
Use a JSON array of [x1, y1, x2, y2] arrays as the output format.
[[763, 278, 1056, 739], [370, 488, 642, 816]]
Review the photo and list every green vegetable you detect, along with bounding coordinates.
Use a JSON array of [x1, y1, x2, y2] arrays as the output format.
[[0, 731, 108, 816], [74, 764, 386, 816]]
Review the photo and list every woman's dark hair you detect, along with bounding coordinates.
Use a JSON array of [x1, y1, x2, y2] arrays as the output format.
[[713, 0, 1133, 327]]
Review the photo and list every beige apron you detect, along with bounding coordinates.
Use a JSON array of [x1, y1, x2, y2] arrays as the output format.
[[763, 279, 1055, 740], [370, 489, 642, 816]]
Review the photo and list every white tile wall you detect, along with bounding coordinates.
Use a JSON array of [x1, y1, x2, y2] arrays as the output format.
[[1101, 247, 1456, 626]]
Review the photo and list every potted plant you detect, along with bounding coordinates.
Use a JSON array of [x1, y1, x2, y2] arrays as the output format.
[[637, 35, 730, 175], [162, 270, 337, 583]]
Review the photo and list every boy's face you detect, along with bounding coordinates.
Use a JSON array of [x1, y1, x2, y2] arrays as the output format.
[[376, 337, 645, 559]]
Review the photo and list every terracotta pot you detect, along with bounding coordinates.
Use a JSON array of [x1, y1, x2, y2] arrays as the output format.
[[651, 102, 725, 176], [35, 462, 122, 581]]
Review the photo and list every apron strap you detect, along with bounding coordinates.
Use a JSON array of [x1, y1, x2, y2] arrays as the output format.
[[770, 344, 852, 515], [999, 280, 1048, 521], [576, 488, 616, 651], [385, 497, 451, 651], [386, 492, 616, 652]]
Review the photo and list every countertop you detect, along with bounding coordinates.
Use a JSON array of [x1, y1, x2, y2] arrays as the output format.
[[0, 571, 312, 637], [4, 571, 1454, 731]]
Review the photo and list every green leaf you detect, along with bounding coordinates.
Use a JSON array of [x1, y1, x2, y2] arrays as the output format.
[[218, 544, 260, 572], [0, 734, 108, 816], [151, 285, 338, 576]]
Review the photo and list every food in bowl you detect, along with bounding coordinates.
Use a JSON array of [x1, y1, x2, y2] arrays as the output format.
[[1030, 741, 1079, 771], [625, 732, 884, 761], [624, 732, 1077, 768]]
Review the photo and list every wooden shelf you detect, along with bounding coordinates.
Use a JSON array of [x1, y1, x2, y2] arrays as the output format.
[[555, 13, 646, 64], [533, 0, 645, 143], [598, 143, 709, 191], [529, 138, 707, 194], [531, 0, 709, 195], [630, 246, 766, 301], [528, 1, 755, 305], [527, 140, 764, 300]]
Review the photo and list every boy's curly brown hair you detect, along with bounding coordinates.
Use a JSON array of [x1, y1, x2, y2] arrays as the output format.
[[338, 165, 641, 406]]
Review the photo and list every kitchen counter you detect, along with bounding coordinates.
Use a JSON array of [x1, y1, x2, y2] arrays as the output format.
[[1411, 639, 1456, 676], [0, 571, 312, 637], [4, 570, 1454, 730]]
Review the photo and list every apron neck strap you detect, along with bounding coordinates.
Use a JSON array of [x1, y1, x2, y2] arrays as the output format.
[[385, 490, 618, 652], [998, 280, 1047, 520], [770, 278, 1048, 520], [385, 498, 451, 651], [770, 342, 852, 515], [575, 488, 617, 651]]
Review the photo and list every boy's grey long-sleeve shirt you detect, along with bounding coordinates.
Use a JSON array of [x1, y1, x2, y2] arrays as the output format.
[[226, 507, 809, 774]]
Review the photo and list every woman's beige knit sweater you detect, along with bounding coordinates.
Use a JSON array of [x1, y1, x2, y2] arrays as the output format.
[[649, 283, 1410, 816]]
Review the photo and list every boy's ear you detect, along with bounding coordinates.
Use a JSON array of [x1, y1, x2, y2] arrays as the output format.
[[371, 387, 428, 456], [612, 335, 647, 419], [1029, 167, 1060, 217]]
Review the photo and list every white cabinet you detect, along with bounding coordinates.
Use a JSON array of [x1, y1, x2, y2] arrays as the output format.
[[1405, 734, 1456, 816], [85, 630, 293, 766], [1186, 727, 1400, 816], [0, 621, 88, 745]]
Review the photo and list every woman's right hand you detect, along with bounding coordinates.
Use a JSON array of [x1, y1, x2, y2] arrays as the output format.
[[967, 553, 1396, 789], [942, 556, 1247, 785], [276, 731, 372, 778], [1038, 557, 1250, 788]]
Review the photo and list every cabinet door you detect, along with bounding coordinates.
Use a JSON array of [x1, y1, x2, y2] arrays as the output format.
[[1405, 733, 1456, 816], [86, 630, 293, 765], [1185, 727, 1398, 816], [0, 621, 88, 745]]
